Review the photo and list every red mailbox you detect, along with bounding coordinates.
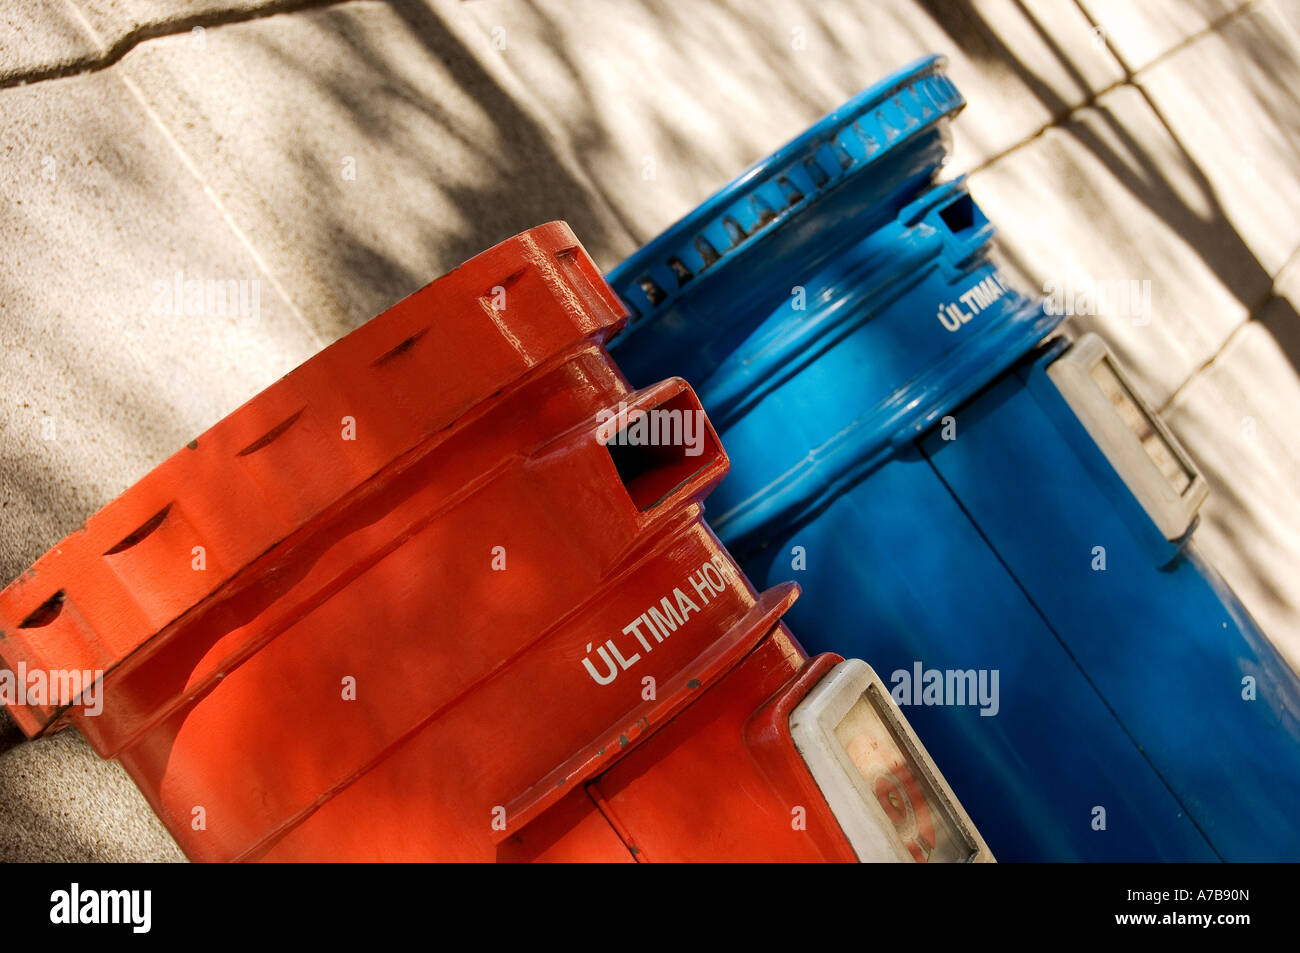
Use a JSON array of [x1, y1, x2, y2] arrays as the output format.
[[0, 224, 990, 862]]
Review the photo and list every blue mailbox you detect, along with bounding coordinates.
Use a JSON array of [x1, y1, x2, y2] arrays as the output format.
[[607, 56, 1300, 861]]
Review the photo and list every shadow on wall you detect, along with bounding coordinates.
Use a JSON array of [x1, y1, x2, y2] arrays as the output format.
[[918, 0, 1277, 324], [243, 0, 639, 338]]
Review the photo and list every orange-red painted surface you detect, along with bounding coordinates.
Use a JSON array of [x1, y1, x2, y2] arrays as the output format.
[[0, 223, 854, 861]]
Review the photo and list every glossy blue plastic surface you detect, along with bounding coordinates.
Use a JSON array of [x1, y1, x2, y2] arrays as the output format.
[[608, 56, 1300, 861], [921, 351, 1300, 860]]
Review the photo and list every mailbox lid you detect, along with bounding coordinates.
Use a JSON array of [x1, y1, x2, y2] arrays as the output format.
[[608, 56, 964, 357]]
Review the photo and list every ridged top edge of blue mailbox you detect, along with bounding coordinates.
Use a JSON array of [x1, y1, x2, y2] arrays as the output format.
[[608, 55, 964, 327]]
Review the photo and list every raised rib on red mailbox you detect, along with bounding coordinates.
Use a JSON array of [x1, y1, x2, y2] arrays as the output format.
[[0, 223, 870, 862]]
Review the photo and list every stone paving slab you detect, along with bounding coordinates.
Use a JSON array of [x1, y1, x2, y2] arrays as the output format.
[[1078, 0, 1253, 73], [0, 2, 103, 85], [71, 0, 314, 41], [969, 82, 1264, 408], [0, 68, 322, 586], [0, 0, 330, 88], [1138, 0, 1300, 279], [117, 0, 636, 341]]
